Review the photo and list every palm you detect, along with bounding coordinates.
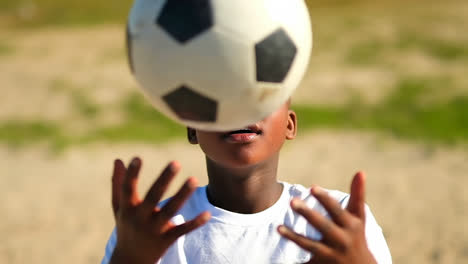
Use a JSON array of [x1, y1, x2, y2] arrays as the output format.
[[109, 158, 210, 264], [279, 172, 377, 264]]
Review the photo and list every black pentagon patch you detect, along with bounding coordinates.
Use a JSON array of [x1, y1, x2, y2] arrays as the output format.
[[157, 0, 213, 44], [163, 85, 218, 122], [255, 28, 297, 83], [125, 23, 135, 74]]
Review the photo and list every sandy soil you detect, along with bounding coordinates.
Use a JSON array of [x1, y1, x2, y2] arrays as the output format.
[[2, 131, 468, 264]]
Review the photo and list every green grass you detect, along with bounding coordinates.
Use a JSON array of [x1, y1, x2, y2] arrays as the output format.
[[0, 121, 67, 149], [83, 93, 184, 144], [344, 30, 468, 66], [0, 93, 184, 150], [0, 0, 359, 27], [345, 39, 386, 65], [371, 79, 468, 143], [0, 0, 441, 28], [71, 90, 100, 119], [0, 0, 133, 27], [396, 31, 468, 62], [296, 77, 468, 145], [0, 40, 15, 56], [1, 77, 468, 149]]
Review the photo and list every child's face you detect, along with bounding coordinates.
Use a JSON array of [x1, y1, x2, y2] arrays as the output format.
[[188, 102, 297, 168]]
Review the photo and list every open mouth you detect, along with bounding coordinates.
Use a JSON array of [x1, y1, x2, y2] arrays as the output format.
[[228, 129, 260, 135], [226, 125, 262, 136]]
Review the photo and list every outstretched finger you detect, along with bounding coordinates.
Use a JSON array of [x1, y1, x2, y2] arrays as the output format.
[[311, 186, 352, 227], [121, 157, 142, 209], [112, 159, 126, 217], [290, 198, 347, 246], [157, 177, 198, 223], [164, 212, 211, 242], [142, 161, 181, 213], [346, 171, 366, 220], [277, 225, 334, 258]]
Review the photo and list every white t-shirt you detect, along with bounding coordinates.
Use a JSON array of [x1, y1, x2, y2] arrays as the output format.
[[102, 182, 392, 264]]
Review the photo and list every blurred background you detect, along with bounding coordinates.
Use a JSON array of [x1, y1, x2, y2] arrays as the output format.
[[1, 0, 467, 263]]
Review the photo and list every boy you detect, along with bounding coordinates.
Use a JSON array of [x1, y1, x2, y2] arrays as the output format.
[[101, 101, 392, 264]]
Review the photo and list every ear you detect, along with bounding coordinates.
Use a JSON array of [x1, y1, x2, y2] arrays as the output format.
[[187, 127, 198, 144], [286, 110, 297, 140]]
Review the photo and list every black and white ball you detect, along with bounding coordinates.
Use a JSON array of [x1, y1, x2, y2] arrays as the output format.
[[127, 0, 312, 131]]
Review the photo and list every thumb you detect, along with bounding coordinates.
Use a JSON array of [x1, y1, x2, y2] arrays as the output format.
[[112, 159, 126, 218], [346, 171, 366, 220]]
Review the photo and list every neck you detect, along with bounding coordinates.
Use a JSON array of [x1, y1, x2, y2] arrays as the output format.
[[205, 154, 283, 214]]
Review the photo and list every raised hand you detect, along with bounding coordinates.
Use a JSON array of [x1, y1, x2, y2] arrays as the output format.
[[278, 172, 377, 264], [110, 158, 211, 264]]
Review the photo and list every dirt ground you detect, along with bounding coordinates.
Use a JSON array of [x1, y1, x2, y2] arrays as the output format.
[[1, 23, 468, 264]]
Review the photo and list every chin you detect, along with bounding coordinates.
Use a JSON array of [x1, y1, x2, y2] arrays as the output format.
[[215, 149, 272, 170], [225, 157, 262, 169]]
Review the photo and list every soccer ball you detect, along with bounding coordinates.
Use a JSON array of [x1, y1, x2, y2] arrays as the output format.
[[126, 0, 312, 131]]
